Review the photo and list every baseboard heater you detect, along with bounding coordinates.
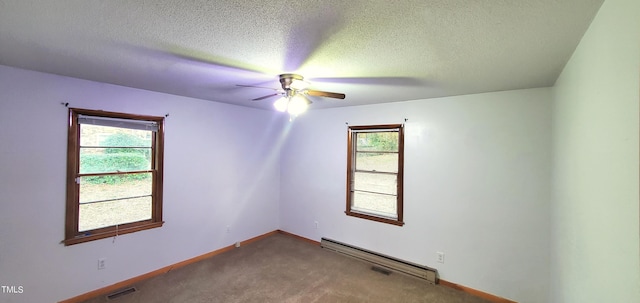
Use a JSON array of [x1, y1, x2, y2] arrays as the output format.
[[320, 238, 437, 284]]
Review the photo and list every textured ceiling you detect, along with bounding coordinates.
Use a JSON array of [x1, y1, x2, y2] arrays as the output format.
[[0, 0, 604, 110]]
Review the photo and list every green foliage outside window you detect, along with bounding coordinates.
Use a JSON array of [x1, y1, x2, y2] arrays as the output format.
[[358, 132, 398, 153], [80, 133, 151, 184], [102, 133, 151, 158]]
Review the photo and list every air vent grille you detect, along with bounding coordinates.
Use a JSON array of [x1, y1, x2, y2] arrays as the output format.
[[106, 287, 137, 300]]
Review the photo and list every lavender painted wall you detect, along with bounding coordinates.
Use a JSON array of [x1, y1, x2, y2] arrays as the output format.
[[0, 65, 284, 302], [279, 88, 552, 303]]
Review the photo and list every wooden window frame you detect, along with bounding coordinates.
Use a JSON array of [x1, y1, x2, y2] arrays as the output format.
[[64, 108, 165, 246], [346, 124, 404, 226]]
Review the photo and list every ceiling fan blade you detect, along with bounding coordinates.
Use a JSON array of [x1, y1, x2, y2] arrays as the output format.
[[311, 77, 425, 86], [166, 44, 276, 75], [306, 90, 345, 99], [252, 93, 281, 101], [236, 84, 279, 91]]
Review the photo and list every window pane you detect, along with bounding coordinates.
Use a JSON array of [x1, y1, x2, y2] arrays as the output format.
[[66, 109, 165, 245], [79, 196, 152, 232], [79, 173, 152, 204], [355, 153, 398, 173], [80, 148, 151, 173], [356, 132, 398, 152], [79, 124, 152, 174], [353, 172, 397, 195], [346, 125, 403, 226], [78, 173, 152, 231], [80, 124, 152, 147], [351, 191, 397, 219]]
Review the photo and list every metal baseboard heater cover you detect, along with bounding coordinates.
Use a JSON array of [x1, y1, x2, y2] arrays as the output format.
[[321, 238, 437, 284]]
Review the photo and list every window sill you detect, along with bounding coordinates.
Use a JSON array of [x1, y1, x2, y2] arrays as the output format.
[[63, 221, 164, 246], [345, 211, 404, 226]]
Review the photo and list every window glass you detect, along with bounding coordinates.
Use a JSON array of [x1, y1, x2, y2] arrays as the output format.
[[79, 196, 152, 232], [65, 109, 164, 245], [355, 153, 398, 173], [353, 172, 397, 195], [351, 192, 398, 219], [346, 125, 404, 226]]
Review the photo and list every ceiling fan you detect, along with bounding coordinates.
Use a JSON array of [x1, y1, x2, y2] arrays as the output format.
[[238, 73, 345, 115], [129, 44, 421, 116]]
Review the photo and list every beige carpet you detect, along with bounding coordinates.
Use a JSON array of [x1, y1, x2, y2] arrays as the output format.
[[81, 233, 491, 302]]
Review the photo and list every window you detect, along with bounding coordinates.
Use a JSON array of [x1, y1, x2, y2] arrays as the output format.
[[346, 124, 404, 226], [64, 108, 164, 245]]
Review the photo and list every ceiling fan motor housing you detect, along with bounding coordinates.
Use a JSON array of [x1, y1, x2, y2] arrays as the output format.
[[279, 73, 304, 90], [244, 73, 344, 102]]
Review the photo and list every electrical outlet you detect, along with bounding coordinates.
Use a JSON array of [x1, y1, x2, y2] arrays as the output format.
[[226, 225, 230, 233], [235, 241, 241, 248], [98, 258, 106, 270], [436, 252, 445, 264], [314, 221, 319, 229]]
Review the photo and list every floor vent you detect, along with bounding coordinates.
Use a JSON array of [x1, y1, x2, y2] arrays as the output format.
[[371, 265, 392, 275], [106, 287, 137, 300], [321, 237, 437, 284]]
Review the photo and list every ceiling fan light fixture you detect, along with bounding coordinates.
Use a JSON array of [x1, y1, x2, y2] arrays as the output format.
[[290, 79, 310, 90], [273, 96, 288, 112], [287, 94, 309, 116], [243, 73, 344, 116]]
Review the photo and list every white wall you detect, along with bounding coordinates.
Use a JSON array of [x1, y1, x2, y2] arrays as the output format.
[[279, 88, 552, 303], [551, 0, 640, 302], [0, 65, 284, 302]]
